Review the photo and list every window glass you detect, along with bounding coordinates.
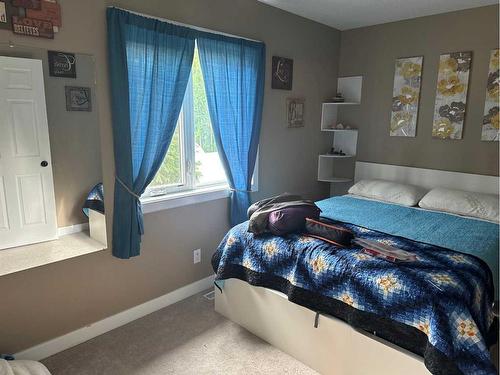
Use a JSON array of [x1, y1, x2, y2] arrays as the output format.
[[192, 49, 226, 187], [148, 119, 183, 192]]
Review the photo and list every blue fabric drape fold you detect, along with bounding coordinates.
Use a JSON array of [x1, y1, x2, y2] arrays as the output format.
[[196, 34, 265, 226], [107, 8, 196, 258]]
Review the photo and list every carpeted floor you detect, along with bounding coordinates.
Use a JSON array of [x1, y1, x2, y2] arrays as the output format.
[[42, 290, 317, 375]]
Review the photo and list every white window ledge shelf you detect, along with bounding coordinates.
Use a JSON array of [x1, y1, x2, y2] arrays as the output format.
[[141, 186, 230, 214], [0, 232, 106, 278]]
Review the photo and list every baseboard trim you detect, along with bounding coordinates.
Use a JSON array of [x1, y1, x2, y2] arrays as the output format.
[[57, 223, 89, 237], [15, 274, 215, 361]]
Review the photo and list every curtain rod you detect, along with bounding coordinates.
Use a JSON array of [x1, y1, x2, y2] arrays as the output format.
[[108, 6, 262, 43]]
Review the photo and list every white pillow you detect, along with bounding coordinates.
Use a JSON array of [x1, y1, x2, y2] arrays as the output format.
[[348, 179, 426, 206], [419, 188, 499, 223]]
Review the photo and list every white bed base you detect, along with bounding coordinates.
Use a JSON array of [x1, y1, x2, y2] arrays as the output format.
[[215, 279, 430, 375], [215, 163, 499, 374]]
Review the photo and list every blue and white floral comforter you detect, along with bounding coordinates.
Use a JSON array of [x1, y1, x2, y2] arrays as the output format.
[[212, 197, 498, 375]]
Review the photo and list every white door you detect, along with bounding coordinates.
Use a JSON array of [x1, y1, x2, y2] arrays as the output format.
[[0, 56, 58, 249]]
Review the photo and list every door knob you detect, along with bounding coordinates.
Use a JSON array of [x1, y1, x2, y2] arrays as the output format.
[[41, 160, 48, 167]]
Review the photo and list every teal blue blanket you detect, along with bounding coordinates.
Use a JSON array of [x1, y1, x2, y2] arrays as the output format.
[[317, 195, 499, 296]]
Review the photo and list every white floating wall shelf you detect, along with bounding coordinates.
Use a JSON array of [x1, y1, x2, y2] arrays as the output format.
[[318, 76, 362, 195]]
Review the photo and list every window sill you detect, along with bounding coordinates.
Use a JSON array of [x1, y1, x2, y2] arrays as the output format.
[[0, 232, 106, 278], [141, 185, 230, 214]]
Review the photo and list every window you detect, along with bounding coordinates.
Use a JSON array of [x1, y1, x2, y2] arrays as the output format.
[[143, 46, 228, 198]]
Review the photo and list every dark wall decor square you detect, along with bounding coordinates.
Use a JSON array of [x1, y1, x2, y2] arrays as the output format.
[[0, 0, 19, 30], [272, 56, 293, 90], [65, 86, 92, 112], [48, 50, 77, 78]]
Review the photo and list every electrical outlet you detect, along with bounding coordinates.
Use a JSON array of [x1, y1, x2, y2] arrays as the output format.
[[193, 248, 201, 264]]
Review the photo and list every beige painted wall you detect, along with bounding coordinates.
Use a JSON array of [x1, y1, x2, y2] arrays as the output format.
[[338, 5, 499, 176], [0, 0, 339, 352]]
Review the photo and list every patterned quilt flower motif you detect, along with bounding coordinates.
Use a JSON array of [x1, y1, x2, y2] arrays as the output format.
[[263, 241, 278, 258], [353, 252, 371, 261], [430, 273, 458, 288], [454, 313, 484, 348], [447, 253, 472, 265], [341, 293, 355, 307], [226, 236, 236, 247], [409, 317, 431, 337], [310, 255, 327, 274], [437, 75, 465, 96], [377, 274, 401, 297], [298, 236, 316, 244], [242, 258, 254, 270]]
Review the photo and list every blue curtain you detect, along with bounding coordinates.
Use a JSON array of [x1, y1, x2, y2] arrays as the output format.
[[107, 8, 196, 258], [196, 34, 265, 226]]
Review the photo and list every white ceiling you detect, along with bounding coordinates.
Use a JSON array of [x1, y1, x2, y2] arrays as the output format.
[[257, 0, 498, 30]]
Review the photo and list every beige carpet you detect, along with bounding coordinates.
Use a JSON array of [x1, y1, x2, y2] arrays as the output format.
[[42, 290, 317, 375]]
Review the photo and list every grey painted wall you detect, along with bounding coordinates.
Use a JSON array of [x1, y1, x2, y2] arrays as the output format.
[[0, 0, 339, 352], [338, 5, 499, 176]]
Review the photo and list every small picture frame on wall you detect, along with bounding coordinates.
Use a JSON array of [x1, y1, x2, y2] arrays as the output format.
[[48, 50, 77, 78], [272, 56, 293, 90], [65, 86, 92, 112], [287, 98, 305, 128]]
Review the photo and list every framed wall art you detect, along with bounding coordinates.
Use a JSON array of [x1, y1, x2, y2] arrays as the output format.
[[272, 56, 293, 90], [12, 15, 54, 38], [389, 56, 423, 137], [65, 86, 92, 112], [432, 51, 472, 139], [481, 49, 499, 141], [48, 50, 76, 78], [287, 98, 304, 128], [27, 0, 62, 29]]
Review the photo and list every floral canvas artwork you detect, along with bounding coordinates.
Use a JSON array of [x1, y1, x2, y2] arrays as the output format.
[[482, 49, 499, 141], [432, 52, 472, 139], [390, 56, 423, 137]]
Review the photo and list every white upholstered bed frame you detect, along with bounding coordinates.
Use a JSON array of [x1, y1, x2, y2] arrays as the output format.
[[215, 162, 499, 375]]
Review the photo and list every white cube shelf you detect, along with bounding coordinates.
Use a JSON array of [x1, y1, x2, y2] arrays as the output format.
[[321, 76, 363, 131], [318, 76, 362, 193], [337, 76, 363, 103], [317, 156, 354, 183]]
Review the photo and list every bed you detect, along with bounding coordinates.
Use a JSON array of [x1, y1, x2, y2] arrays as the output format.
[[212, 163, 499, 375]]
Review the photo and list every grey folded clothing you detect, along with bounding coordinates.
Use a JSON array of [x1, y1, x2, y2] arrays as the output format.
[[247, 193, 320, 235]]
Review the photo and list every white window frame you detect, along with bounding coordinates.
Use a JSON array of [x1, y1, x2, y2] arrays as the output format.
[[140, 70, 260, 214]]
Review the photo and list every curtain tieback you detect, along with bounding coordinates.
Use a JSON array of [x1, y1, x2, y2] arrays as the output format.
[[116, 176, 141, 200], [229, 188, 252, 193]]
